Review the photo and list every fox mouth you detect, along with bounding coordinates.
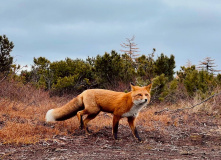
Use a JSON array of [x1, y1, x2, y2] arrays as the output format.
[[139, 101, 147, 105], [141, 99, 148, 104], [134, 99, 148, 105]]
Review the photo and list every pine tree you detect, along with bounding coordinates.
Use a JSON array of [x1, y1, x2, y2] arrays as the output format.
[[137, 48, 156, 82], [0, 35, 14, 75], [154, 53, 176, 81]]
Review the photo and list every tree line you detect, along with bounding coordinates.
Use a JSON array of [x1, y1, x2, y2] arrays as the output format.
[[1, 35, 221, 103]]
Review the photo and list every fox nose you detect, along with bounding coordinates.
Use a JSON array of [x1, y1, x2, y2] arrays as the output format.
[[145, 99, 148, 102]]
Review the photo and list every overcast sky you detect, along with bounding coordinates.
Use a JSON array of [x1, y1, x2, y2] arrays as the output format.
[[1, 0, 221, 72]]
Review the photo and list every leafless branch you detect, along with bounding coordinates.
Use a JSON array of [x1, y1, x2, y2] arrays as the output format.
[[155, 91, 221, 115]]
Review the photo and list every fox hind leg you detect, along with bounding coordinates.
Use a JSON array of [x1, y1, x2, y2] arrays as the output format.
[[83, 113, 99, 134], [77, 110, 85, 130], [77, 109, 100, 134]]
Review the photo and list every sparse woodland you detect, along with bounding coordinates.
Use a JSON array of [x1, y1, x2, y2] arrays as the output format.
[[0, 35, 221, 159]]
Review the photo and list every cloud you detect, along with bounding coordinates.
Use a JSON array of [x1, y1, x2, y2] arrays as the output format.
[[162, 0, 221, 12], [0, 0, 221, 70]]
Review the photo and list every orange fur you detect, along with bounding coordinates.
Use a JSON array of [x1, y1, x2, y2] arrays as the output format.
[[46, 83, 152, 141]]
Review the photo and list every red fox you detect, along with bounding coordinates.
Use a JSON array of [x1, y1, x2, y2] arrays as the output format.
[[46, 83, 152, 141]]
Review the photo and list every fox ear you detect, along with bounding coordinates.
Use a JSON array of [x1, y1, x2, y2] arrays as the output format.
[[130, 82, 135, 86], [146, 84, 152, 91], [130, 82, 135, 91]]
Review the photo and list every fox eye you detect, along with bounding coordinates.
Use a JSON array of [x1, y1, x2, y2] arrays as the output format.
[[137, 94, 142, 96], [145, 94, 148, 96]]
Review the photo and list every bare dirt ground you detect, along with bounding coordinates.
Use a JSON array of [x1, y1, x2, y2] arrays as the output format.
[[0, 111, 221, 160]]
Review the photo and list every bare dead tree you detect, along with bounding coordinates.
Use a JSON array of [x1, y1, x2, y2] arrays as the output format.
[[186, 59, 192, 68], [120, 36, 140, 60], [198, 57, 221, 74]]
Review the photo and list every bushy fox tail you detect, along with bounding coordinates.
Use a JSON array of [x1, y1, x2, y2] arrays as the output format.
[[46, 95, 84, 122]]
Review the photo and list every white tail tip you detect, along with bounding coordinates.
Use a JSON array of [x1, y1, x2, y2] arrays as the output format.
[[46, 109, 56, 122]]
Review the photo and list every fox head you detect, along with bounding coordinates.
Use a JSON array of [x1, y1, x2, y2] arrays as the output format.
[[130, 83, 152, 105]]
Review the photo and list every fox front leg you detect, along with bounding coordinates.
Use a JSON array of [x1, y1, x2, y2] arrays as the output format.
[[112, 115, 121, 140], [128, 117, 142, 142]]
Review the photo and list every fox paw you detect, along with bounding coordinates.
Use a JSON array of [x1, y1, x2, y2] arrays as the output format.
[[114, 139, 122, 142], [79, 125, 84, 130], [137, 138, 144, 143]]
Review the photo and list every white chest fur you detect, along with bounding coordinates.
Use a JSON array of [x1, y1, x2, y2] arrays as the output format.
[[122, 103, 146, 118]]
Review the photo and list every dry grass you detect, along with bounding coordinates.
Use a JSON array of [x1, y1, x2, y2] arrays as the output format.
[[0, 80, 220, 144], [0, 98, 84, 144], [0, 80, 79, 144]]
